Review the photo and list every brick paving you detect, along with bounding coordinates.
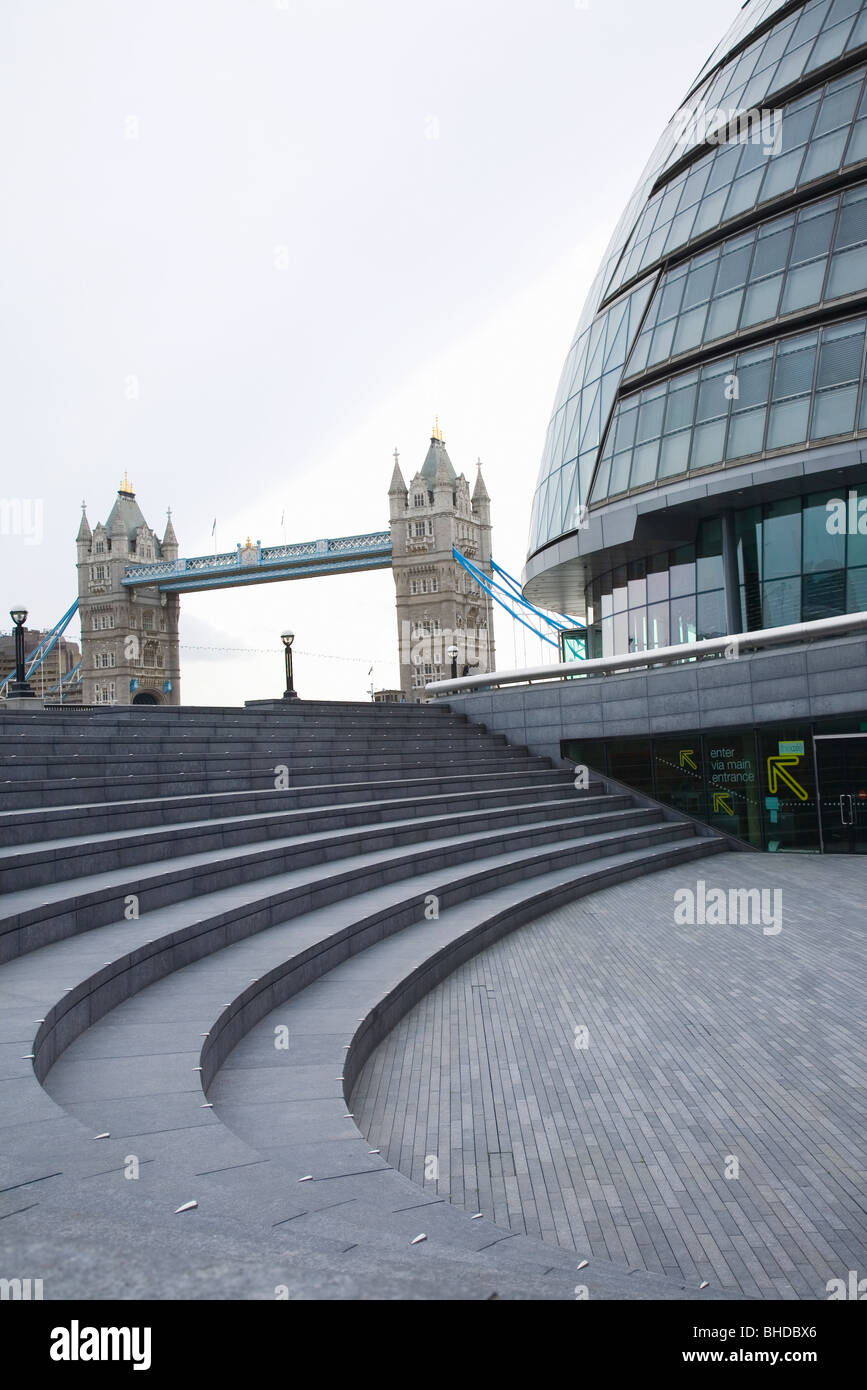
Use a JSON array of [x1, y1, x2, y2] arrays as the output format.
[[352, 854, 867, 1298]]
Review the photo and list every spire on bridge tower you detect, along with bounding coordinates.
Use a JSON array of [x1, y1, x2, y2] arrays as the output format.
[[119, 471, 135, 497], [162, 507, 179, 560], [472, 458, 490, 504], [389, 448, 407, 497]]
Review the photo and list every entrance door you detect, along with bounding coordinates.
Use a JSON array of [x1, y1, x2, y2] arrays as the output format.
[[814, 735, 867, 853]]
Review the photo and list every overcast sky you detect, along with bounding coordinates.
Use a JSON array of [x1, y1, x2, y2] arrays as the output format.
[[1, 0, 743, 703]]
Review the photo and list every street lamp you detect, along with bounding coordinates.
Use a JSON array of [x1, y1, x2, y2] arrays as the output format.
[[8, 607, 35, 698], [281, 629, 298, 700], [447, 643, 459, 680]]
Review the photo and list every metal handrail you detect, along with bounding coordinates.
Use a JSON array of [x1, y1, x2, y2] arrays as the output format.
[[426, 611, 867, 696]]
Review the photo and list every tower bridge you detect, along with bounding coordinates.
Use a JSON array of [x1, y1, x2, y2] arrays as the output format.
[[68, 428, 498, 705], [121, 531, 393, 594]]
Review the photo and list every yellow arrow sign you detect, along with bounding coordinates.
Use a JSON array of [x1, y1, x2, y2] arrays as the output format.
[[712, 791, 733, 815], [766, 755, 809, 801], [679, 748, 698, 771]]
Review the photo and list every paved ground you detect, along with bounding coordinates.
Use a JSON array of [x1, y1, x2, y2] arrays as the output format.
[[352, 854, 867, 1299]]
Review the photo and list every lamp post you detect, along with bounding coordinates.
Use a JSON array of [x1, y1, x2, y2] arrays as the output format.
[[8, 607, 35, 698], [447, 643, 459, 680], [281, 629, 298, 700]]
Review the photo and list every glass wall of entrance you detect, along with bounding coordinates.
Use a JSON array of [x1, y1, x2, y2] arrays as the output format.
[[563, 717, 867, 852], [815, 734, 867, 853], [582, 489, 867, 658]]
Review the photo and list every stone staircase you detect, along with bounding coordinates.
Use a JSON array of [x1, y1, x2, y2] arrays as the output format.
[[0, 700, 732, 1300]]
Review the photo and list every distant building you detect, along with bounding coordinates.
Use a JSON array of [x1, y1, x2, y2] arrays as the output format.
[[389, 425, 496, 701], [0, 631, 81, 703], [76, 475, 181, 705]]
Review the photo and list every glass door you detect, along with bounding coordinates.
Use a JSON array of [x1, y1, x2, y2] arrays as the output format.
[[814, 735, 867, 853]]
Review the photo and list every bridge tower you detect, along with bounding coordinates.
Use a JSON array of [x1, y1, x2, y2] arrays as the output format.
[[388, 424, 495, 701], [76, 475, 181, 705]]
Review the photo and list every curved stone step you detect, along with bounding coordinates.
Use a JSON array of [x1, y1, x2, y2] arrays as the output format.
[[0, 790, 635, 890], [0, 752, 550, 809], [0, 768, 581, 845], [0, 728, 506, 764], [1, 801, 688, 962], [0, 725, 498, 755], [29, 840, 732, 1299], [0, 744, 534, 782], [26, 824, 708, 1084], [0, 699, 732, 1298], [0, 699, 470, 727]]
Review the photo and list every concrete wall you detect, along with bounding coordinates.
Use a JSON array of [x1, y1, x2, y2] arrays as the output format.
[[437, 632, 867, 766]]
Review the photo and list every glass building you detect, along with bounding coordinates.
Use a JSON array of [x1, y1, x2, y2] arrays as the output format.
[[523, 0, 867, 661]]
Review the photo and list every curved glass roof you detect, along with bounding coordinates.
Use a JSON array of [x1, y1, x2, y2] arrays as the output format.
[[527, 0, 867, 562], [660, 0, 867, 183], [591, 313, 867, 501], [623, 181, 867, 381], [606, 64, 867, 301], [689, 0, 797, 94]]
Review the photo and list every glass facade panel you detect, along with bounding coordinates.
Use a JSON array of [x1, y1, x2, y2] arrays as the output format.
[[811, 383, 858, 436], [591, 318, 867, 504], [763, 499, 802, 578], [779, 258, 825, 312], [803, 492, 846, 571], [742, 274, 783, 325], [586, 488, 867, 660], [827, 245, 866, 297], [690, 419, 726, 470], [802, 567, 846, 617], [669, 545, 696, 597], [762, 576, 802, 625], [647, 553, 669, 602], [697, 518, 724, 591], [766, 396, 810, 448], [647, 600, 669, 647], [625, 184, 867, 383], [848, 565, 867, 606], [696, 588, 727, 639], [658, 430, 689, 476], [727, 407, 766, 458], [528, 276, 655, 551]]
